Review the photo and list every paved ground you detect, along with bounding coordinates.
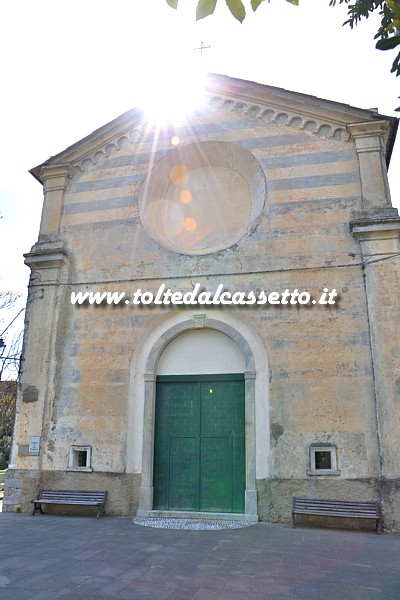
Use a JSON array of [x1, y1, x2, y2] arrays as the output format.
[[0, 513, 400, 600]]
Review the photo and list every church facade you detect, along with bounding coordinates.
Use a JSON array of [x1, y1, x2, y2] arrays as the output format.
[[5, 74, 400, 529]]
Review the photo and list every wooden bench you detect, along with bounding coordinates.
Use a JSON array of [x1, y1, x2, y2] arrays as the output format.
[[292, 497, 383, 533], [31, 490, 107, 519]]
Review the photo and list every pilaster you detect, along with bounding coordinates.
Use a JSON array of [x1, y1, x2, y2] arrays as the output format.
[[24, 244, 68, 284], [9, 243, 69, 476], [350, 216, 400, 478], [38, 163, 72, 241], [245, 371, 257, 516], [347, 121, 392, 212], [138, 374, 157, 512]]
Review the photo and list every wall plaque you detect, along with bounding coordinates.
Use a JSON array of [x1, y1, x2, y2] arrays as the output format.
[[28, 436, 40, 456]]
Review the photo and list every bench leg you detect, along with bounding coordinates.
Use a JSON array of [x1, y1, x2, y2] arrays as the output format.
[[32, 503, 43, 516], [292, 513, 296, 528]]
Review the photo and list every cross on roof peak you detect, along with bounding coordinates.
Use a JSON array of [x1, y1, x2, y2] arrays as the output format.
[[194, 41, 211, 55]]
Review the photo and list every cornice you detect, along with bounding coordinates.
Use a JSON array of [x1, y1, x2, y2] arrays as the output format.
[[347, 120, 391, 152], [24, 243, 69, 285], [67, 96, 356, 178], [350, 217, 400, 241], [30, 108, 146, 184], [347, 120, 390, 138], [24, 247, 68, 271], [205, 73, 396, 123], [70, 128, 146, 176], [41, 164, 74, 192], [74, 90, 366, 177], [205, 92, 350, 142], [30, 75, 397, 183]]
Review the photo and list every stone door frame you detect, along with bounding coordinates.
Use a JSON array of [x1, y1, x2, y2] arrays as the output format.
[[131, 311, 269, 520]]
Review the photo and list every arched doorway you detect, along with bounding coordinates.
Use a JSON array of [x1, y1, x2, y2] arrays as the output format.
[[154, 329, 246, 513], [130, 311, 269, 521]]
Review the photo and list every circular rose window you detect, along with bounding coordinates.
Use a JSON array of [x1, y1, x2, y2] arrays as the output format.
[[139, 141, 266, 255]]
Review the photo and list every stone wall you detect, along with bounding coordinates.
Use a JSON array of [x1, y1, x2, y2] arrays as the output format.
[[4, 469, 140, 516], [7, 80, 400, 530]]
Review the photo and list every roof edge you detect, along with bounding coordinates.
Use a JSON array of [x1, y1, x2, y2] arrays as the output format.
[[29, 73, 399, 182]]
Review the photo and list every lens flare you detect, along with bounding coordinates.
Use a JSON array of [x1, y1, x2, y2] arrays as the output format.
[[180, 189, 192, 204], [184, 217, 197, 232], [138, 67, 206, 123], [170, 164, 189, 185], [171, 136, 180, 146]]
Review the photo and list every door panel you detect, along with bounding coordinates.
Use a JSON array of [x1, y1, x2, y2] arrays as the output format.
[[169, 437, 199, 511], [232, 434, 246, 512], [153, 381, 200, 509], [201, 381, 245, 438], [153, 375, 245, 513], [200, 437, 232, 512]]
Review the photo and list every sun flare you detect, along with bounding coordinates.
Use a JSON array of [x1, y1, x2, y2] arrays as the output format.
[[134, 51, 207, 124]]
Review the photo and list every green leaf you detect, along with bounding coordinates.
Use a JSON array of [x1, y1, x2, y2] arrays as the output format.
[[390, 52, 400, 77], [225, 0, 246, 22], [286, 0, 299, 5], [166, 0, 179, 9], [196, 0, 217, 20], [251, 0, 263, 11], [376, 34, 400, 51]]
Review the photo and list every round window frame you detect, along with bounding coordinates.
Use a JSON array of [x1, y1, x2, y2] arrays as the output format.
[[138, 140, 266, 256]]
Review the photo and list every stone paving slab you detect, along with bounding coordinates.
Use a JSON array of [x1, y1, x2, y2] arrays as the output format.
[[0, 513, 400, 599]]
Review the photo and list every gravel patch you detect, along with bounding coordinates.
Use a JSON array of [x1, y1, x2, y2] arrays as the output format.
[[132, 517, 256, 530]]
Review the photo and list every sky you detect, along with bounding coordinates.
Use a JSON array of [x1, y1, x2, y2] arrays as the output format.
[[0, 0, 399, 365]]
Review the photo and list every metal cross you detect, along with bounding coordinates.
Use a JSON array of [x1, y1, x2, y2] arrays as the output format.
[[194, 41, 211, 55]]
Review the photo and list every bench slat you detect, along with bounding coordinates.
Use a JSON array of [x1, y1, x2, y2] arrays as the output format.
[[294, 510, 378, 519], [294, 499, 377, 506], [35, 499, 103, 506], [294, 501, 377, 507], [294, 505, 378, 511], [294, 507, 378, 512], [39, 495, 105, 500], [292, 496, 382, 533], [294, 508, 378, 515], [39, 490, 106, 496]]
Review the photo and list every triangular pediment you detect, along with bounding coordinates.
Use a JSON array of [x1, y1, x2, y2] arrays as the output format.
[[30, 72, 398, 184]]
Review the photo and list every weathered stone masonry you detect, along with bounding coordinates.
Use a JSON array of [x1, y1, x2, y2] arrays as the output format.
[[5, 74, 400, 529]]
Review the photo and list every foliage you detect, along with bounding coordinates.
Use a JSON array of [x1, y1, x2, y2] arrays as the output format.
[[169, 0, 298, 23], [0, 293, 23, 469], [0, 382, 17, 469], [0, 292, 19, 312], [0, 437, 11, 470], [0, 292, 23, 381], [0, 468, 6, 496], [330, 0, 400, 77], [166, 0, 400, 81], [0, 381, 17, 439]]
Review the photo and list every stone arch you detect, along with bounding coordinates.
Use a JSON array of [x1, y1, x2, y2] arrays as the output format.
[[127, 310, 270, 520], [156, 329, 246, 375]]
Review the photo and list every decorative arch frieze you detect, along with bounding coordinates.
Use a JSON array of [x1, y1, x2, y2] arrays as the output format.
[[64, 93, 353, 178], [207, 93, 349, 141], [69, 128, 144, 177]]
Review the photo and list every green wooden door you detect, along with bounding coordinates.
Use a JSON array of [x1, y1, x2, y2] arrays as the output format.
[[153, 374, 245, 513]]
